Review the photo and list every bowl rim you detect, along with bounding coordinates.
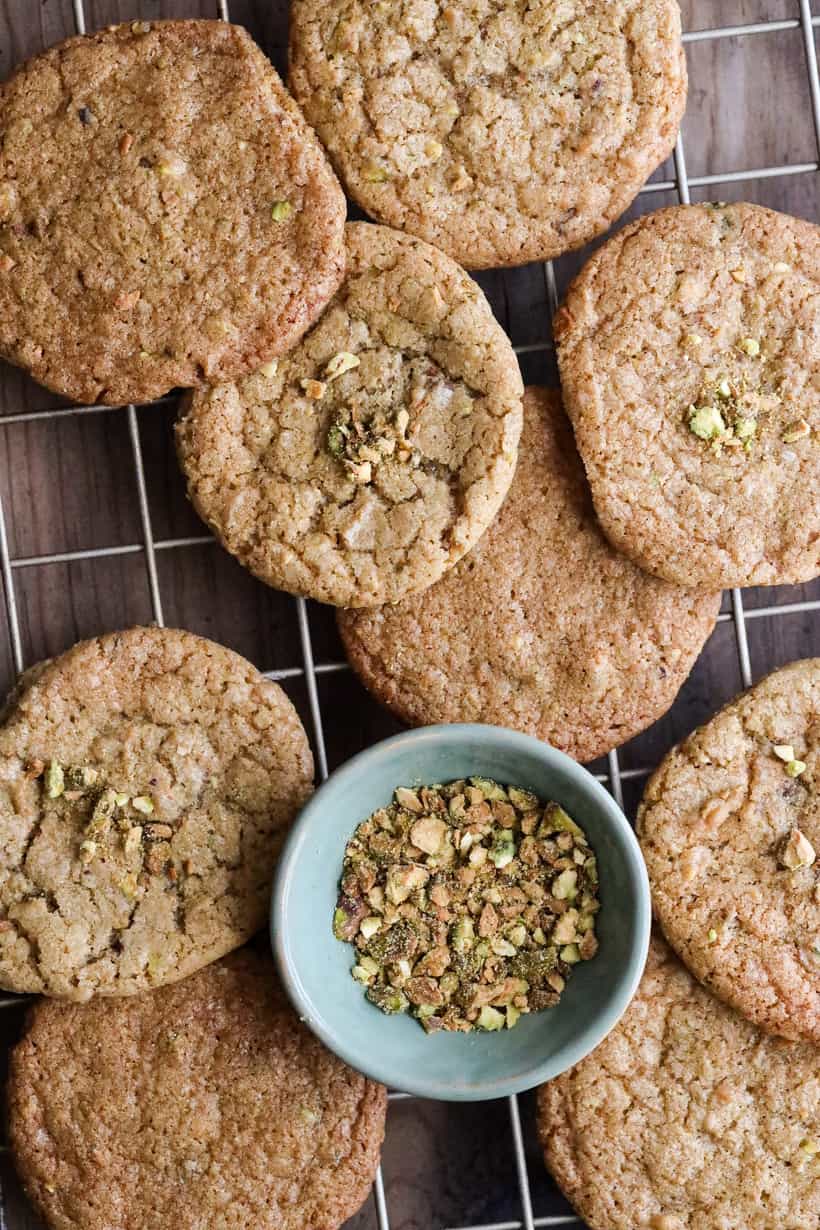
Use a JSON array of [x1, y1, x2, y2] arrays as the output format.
[[270, 722, 651, 1101]]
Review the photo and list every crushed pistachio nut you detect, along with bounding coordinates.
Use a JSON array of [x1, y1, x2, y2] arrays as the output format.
[[782, 419, 811, 444], [132, 795, 155, 816], [333, 779, 600, 1034], [424, 138, 444, 161], [124, 826, 143, 857], [800, 1137, 820, 1156], [730, 267, 746, 283], [687, 403, 726, 442], [786, 759, 808, 779], [773, 744, 795, 762], [685, 333, 703, 347], [131, 20, 151, 33], [774, 261, 792, 274], [45, 760, 65, 799], [739, 337, 760, 357], [780, 828, 816, 871], [271, 201, 293, 222], [707, 928, 718, 944], [258, 359, 278, 378], [324, 351, 360, 381]]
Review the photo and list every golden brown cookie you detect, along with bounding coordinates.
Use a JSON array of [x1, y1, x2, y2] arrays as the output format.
[[0, 20, 346, 405], [339, 388, 720, 762], [555, 202, 820, 588], [538, 935, 820, 1230], [0, 627, 313, 999], [639, 660, 820, 1042], [176, 222, 524, 608], [288, 0, 686, 269], [8, 950, 387, 1230]]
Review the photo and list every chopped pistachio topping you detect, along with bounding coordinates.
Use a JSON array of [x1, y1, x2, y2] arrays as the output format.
[[45, 760, 65, 799], [688, 404, 726, 442], [774, 261, 792, 274], [786, 759, 808, 779], [132, 795, 155, 816], [773, 744, 795, 762], [707, 928, 718, 943], [258, 359, 278, 379], [270, 201, 293, 222], [780, 828, 816, 870], [782, 419, 811, 444], [800, 1138, 820, 1156], [334, 777, 600, 1034], [739, 337, 760, 357], [324, 351, 361, 381]]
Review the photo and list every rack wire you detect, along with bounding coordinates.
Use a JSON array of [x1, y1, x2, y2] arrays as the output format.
[[0, 3, 815, 1228]]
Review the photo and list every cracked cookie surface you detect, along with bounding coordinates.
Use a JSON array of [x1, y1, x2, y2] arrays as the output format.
[[339, 388, 720, 763], [555, 203, 820, 588], [639, 659, 820, 1043], [538, 935, 820, 1230], [176, 222, 524, 608], [0, 20, 345, 405], [288, 0, 686, 269], [0, 626, 313, 1000], [8, 950, 387, 1230]]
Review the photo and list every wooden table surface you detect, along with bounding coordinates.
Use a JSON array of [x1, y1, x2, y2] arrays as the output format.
[[0, 2, 818, 1227]]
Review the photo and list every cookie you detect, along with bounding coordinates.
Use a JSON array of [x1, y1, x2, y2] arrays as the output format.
[[0, 20, 346, 406], [338, 388, 720, 763], [288, 1, 686, 270], [555, 202, 820, 588], [8, 949, 387, 1230], [0, 626, 313, 1000], [538, 935, 820, 1230], [176, 222, 524, 608], [638, 659, 820, 1043]]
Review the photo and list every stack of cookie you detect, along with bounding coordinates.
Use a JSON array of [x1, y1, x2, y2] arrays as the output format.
[[0, 5, 817, 1229]]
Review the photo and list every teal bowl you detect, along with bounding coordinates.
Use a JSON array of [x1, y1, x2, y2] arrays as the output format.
[[270, 724, 650, 1101]]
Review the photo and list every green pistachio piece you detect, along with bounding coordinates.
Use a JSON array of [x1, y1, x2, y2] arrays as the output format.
[[507, 787, 539, 810], [560, 943, 581, 965], [552, 868, 578, 901], [539, 803, 584, 838], [688, 403, 726, 441], [488, 829, 515, 868], [45, 760, 65, 799], [469, 777, 508, 801], [366, 984, 409, 1015], [477, 1005, 505, 1031]]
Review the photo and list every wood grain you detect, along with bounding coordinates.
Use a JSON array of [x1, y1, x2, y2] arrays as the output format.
[[0, 3, 817, 1229]]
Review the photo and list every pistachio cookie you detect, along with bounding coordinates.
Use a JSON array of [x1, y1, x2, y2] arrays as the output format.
[[0, 20, 346, 405], [176, 223, 524, 608], [8, 950, 387, 1230], [555, 203, 820, 588], [0, 627, 313, 1000], [288, 0, 686, 269], [338, 388, 720, 762], [639, 659, 820, 1043], [538, 935, 820, 1230]]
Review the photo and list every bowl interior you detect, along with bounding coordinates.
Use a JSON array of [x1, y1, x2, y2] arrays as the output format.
[[272, 725, 650, 1101]]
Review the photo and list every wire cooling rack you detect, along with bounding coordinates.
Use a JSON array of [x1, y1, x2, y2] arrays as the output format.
[[0, 2, 817, 1228]]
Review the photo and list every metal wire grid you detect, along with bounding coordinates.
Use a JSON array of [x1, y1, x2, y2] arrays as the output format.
[[0, 2, 812, 1228]]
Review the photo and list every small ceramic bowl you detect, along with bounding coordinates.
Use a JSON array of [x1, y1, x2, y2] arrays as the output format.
[[271, 724, 650, 1101]]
